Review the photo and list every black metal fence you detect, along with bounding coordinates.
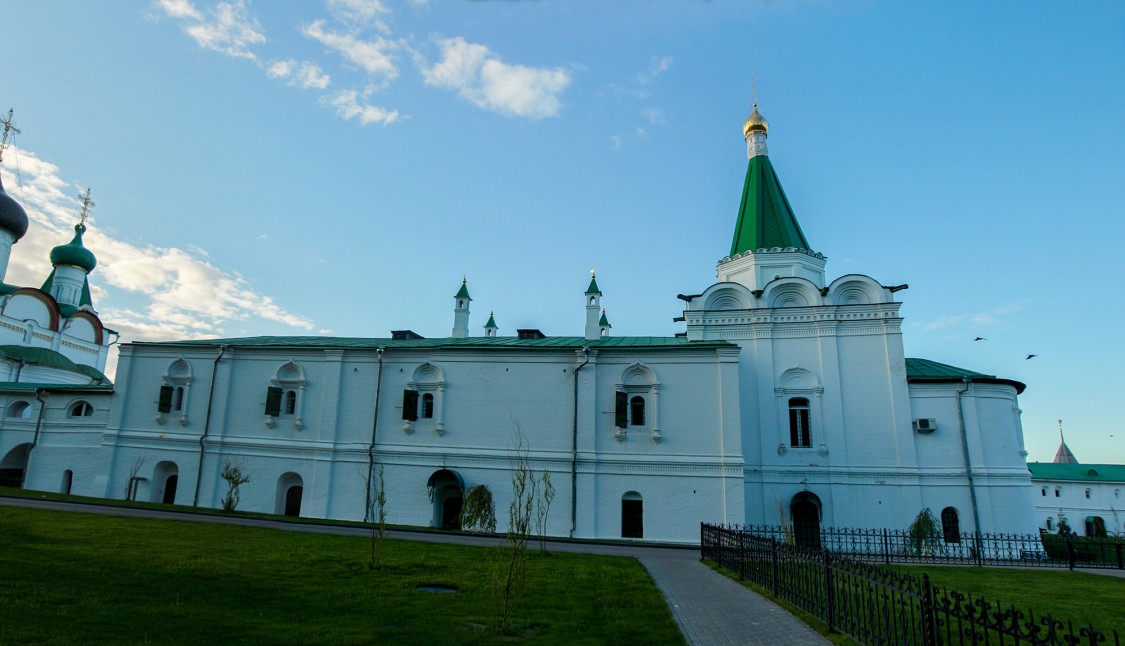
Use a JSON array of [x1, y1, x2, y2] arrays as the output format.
[[702, 523, 1121, 646], [736, 523, 1125, 570]]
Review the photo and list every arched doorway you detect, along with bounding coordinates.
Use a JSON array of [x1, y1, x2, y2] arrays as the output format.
[[0, 444, 32, 488], [622, 491, 643, 538], [427, 469, 464, 530], [790, 491, 822, 549], [275, 472, 304, 517], [152, 461, 179, 504]]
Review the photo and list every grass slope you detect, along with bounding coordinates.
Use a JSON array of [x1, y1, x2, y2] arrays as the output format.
[[893, 565, 1125, 638], [0, 507, 683, 645]]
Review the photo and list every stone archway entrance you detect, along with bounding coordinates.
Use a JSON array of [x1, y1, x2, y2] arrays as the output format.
[[622, 491, 644, 538], [791, 491, 822, 549], [275, 472, 304, 517], [427, 469, 464, 530], [152, 461, 179, 504], [0, 444, 31, 488]]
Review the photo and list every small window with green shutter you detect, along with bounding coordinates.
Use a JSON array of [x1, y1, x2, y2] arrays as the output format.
[[158, 385, 174, 413], [264, 386, 283, 417], [402, 389, 419, 421], [615, 391, 628, 428]]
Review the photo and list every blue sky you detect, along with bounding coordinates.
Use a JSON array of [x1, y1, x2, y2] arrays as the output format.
[[1, 0, 1123, 463]]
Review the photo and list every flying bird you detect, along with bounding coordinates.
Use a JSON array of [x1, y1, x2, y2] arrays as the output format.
[[974, 337, 987, 341], [1026, 354, 1037, 360]]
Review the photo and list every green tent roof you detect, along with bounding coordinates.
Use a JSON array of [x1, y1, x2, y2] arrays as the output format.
[[484, 313, 497, 329], [1028, 463, 1125, 483], [905, 357, 1025, 394], [585, 276, 601, 295], [454, 281, 471, 300], [730, 154, 811, 256], [0, 345, 109, 383], [133, 335, 734, 351], [598, 310, 611, 326]]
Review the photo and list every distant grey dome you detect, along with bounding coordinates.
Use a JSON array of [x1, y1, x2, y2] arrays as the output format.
[[0, 172, 29, 240]]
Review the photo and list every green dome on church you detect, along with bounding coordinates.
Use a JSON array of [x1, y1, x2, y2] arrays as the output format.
[[50, 223, 97, 272]]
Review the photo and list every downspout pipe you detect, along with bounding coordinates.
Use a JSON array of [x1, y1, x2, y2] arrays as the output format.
[[22, 388, 48, 488], [365, 347, 385, 522], [956, 378, 983, 534], [570, 347, 591, 538], [193, 344, 227, 507]]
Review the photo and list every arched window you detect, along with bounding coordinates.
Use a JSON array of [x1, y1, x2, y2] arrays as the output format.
[[789, 397, 811, 448], [69, 401, 95, 417], [1054, 487, 1061, 497], [283, 390, 297, 415], [941, 507, 960, 543], [5, 401, 31, 418], [614, 363, 661, 442], [421, 393, 434, 419], [1041, 487, 1047, 497], [630, 396, 645, 426], [173, 386, 185, 411], [61, 469, 73, 495], [1085, 488, 1091, 499], [1046, 517, 1054, 531]]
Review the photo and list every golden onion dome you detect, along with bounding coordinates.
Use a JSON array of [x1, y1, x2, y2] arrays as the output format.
[[742, 103, 768, 137]]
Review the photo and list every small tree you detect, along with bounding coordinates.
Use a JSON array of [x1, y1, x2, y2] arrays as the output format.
[[493, 425, 537, 634], [1056, 512, 1072, 536], [461, 484, 497, 533], [124, 456, 146, 500], [367, 464, 388, 569], [535, 471, 555, 554], [907, 508, 943, 556], [220, 462, 250, 512]]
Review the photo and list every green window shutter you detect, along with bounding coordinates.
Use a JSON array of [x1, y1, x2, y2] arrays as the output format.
[[615, 391, 628, 428], [402, 389, 419, 421], [265, 386, 283, 417], [157, 385, 173, 413]]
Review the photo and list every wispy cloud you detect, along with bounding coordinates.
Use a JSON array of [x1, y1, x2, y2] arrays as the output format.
[[327, 0, 392, 34], [303, 20, 399, 84], [915, 301, 1027, 332], [324, 88, 400, 126], [419, 36, 571, 119], [267, 59, 332, 89], [1, 147, 315, 351], [156, 0, 265, 60], [634, 55, 673, 85]]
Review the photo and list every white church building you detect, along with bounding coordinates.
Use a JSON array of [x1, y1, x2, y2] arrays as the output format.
[[1, 107, 1039, 543]]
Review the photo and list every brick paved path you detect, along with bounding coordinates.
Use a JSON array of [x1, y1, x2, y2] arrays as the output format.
[[640, 552, 829, 645]]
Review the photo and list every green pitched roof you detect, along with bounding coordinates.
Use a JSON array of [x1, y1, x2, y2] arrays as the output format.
[[730, 155, 811, 256], [1028, 463, 1125, 483], [484, 313, 498, 329], [0, 381, 113, 393], [598, 310, 611, 326], [585, 276, 601, 295], [133, 335, 734, 351], [0, 345, 109, 383], [905, 357, 1026, 394], [454, 281, 471, 300]]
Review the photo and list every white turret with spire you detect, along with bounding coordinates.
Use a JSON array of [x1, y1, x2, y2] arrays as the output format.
[[452, 277, 472, 338], [584, 270, 602, 341]]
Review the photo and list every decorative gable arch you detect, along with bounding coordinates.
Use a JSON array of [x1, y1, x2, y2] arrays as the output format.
[[827, 275, 887, 306]]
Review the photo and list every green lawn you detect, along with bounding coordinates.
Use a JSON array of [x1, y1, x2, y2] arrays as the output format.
[[892, 565, 1125, 638], [0, 506, 684, 645]]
